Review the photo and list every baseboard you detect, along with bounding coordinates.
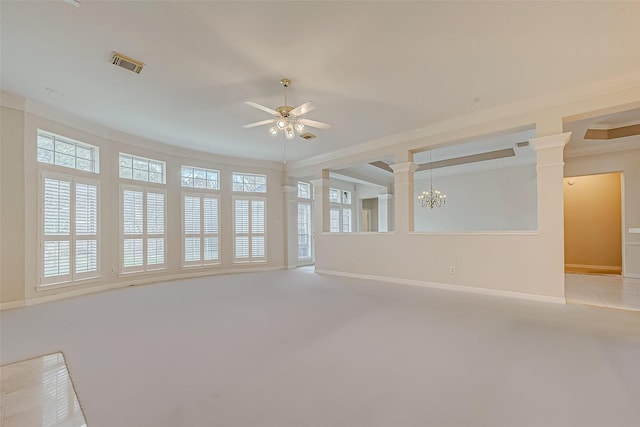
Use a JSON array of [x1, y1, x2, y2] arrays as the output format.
[[0, 300, 26, 311], [565, 263, 622, 271], [565, 264, 622, 274], [625, 273, 640, 279], [315, 269, 566, 305], [23, 265, 284, 308]]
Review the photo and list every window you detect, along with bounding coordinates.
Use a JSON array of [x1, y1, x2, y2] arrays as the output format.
[[121, 185, 166, 272], [181, 166, 219, 190], [183, 194, 219, 266], [298, 203, 312, 259], [233, 173, 266, 193], [342, 190, 352, 205], [119, 153, 165, 184], [297, 181, 312, 260], [342, 208, 351, 232], [329, 187, 352, 232], [37, 130, 99, 173], [329, 188, 341, 203], [297, 182, 311, 199], [330, 209, 341, 233], [233, 197, 266, 262], [40, 172, 99, 286]]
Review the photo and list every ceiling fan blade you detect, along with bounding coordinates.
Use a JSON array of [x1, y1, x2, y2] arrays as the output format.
[[242, 119, 275, 129], [245, 101, 279, 116], [290, 101, 318, 117], [299, 118, 332, 129]]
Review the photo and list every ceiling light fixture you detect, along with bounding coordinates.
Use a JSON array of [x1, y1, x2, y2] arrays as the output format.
[[418, 151, 446, 209]]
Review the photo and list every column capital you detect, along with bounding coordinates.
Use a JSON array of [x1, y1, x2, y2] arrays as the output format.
[[529, 132, 572, 151], [389, 162, 418, 174]]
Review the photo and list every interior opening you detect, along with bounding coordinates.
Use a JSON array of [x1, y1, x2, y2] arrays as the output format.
[[563, 172, 622, 275]]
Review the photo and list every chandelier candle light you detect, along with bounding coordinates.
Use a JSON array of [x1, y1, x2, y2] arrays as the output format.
[[418, 151, 447, 209]]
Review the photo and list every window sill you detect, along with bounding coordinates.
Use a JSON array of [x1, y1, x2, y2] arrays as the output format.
[[118, 267, 167, 279], [181, 263, 221, 271], [36, 277, 101, 293]]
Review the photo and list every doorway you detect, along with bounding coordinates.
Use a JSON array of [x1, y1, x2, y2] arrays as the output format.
[[564, 172, 622, 275]]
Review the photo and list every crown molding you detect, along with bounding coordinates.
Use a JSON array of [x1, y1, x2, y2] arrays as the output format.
[[564, 140, 640, 159], [0, 92, 26, 110], [1, 91, 284, 171], [286, 72, 640, 172]]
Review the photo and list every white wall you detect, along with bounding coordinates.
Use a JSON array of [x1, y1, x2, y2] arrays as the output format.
[[1, 105, 286, 307], [564, 148, 640, 278], [0, 106, 26, 305], [414, 164, 538, 232], [312, 134, 570, 302]]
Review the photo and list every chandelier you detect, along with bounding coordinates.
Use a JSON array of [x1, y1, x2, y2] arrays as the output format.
[[418, 151, 446, 209]]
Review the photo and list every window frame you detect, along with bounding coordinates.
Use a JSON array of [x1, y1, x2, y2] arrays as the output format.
[[118, 152, 166, 184], [232, 172, 267, 193], [37, 129, 100, 174], [181, 165, 220, 190]]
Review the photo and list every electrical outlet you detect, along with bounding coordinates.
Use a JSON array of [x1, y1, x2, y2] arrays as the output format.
[[110, 266, 115, 274], [449, 266, 456, 274]]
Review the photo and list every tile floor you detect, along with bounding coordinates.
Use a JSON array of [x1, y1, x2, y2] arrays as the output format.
[[0, 352, 87, 427], [565, 273, 640, 311]]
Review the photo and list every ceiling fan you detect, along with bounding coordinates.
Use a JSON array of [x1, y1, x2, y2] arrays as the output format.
[[243, 78, 331, 140]]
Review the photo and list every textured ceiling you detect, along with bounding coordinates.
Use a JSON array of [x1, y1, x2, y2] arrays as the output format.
[[2, 1, 640, 162]]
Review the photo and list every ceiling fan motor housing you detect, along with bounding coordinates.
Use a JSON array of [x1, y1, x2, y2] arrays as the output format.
[[276, 106, 293, 117]]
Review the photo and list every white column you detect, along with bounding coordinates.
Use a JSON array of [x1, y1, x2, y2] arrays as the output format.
[[377, 193, 394, 232], [530, 131, 571, 298], [282, 184, 298, 269], [310, 173, 330, 234], [390, 162, 418, 233]]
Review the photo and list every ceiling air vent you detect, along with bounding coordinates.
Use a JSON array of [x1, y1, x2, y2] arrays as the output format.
[[516, 141, 529, 148], [299, 132, 316, 140], [111, 51, 144, 74]]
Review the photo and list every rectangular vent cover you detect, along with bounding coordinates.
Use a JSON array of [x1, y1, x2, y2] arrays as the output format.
[[111, 52, 144, 74], [300, 132, 316, 140], [516, 141, 530, 148]]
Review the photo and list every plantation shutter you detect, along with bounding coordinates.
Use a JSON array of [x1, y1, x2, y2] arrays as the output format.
[[233, 197, 265, 262], [74, 182, 98, 277], [123, 189, 144, 268], [235, 199, 249, 259], [41, 173, 99, 286], [43, 177, 72, 283], [203, 197, 219, 261], [251, 200, 265, 258], [146, 192, 165, 267], [184, 196, 201, 263]]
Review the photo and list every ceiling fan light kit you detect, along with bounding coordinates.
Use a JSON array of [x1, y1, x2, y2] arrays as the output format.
[[243, 78, 331, 140]]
